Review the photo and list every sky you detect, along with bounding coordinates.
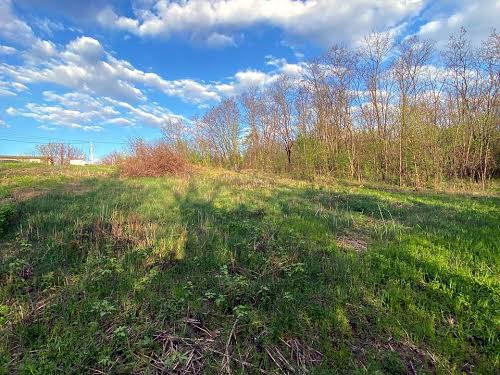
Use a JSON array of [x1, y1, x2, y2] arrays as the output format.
[[0, 0, 498, 160]]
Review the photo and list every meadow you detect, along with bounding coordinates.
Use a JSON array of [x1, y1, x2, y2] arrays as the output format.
[[0, 163, 499, 374]]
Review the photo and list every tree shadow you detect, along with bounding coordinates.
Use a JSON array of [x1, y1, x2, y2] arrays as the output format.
[[1, 173, 498, 373]]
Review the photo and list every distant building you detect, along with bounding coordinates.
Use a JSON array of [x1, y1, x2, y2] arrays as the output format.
[[0, 155, 53, 165], [69, 159, 87, 166]]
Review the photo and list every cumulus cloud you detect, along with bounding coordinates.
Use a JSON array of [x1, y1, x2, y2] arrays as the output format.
[[0, 0, 38, 46], [0, 0, 61, 66], [12, 102, 106, 132], [96, 0, 426, 46], [103, 97, 186, 128], [1, 28, 307, 108], [1, 37, 146, 102], [6, 90, 187, 132], [5, 91, 118, 132], [0, 34, 225, 103], [215, 57, 306, 96], [417, 0, 499, 46], [5, 107, 16, 116], [0, 45, 17, 55], [1, 1, 311, 118], [66, 36, 105, 62]]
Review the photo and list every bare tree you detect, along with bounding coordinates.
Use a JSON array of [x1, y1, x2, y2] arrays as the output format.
[[323, 44, 360, 179], [101, 151, 125, 166], [161, 117, 191, 158], [184, 28, 499, 188], [269, 75, 296, 168], [476, 29, 500, 188], [36, 143, 86, 165], [358, 32, 395, 180], [195, 98, 241, 168], [393, 36, 434, 186]]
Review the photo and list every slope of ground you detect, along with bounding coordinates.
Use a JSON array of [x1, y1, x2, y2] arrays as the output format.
[[0, 163, 499, 374]]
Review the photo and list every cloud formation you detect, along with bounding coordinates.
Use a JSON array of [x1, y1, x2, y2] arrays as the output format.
[[417, 0, 499, 45], [6, 90, 188, 132], [96, 0, 426, 46], [1, 29, 304, 106]]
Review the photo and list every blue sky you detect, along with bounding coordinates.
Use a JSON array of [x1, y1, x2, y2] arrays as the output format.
[[0, 0, 498, 159]]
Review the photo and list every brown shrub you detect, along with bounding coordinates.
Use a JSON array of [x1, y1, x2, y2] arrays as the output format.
[[119, 139, 190, 177]]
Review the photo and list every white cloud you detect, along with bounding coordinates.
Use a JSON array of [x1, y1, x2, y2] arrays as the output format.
[[66, 36, 105, 62], [38, 125, 57, 131], [0, 35, 225, 104], [104, 97, 186, 128], [0, 80, 23, 96], [97, 0, 426, 47], [17, 102, 106, 130], [5, 91, 116, 132], [1, 11, 307, 110], [0, 0, 38, 46], [32, 18, 66, 36], [417, 0, 499, 46], [11, 82, 28, 92], [0, 45, 17, 55], [205, 32, 237, 48], [0, 3, 309, 107], [1, 37, 147, 102], [6, 89, 187, 132], [0, 0, 60, 66], [6, 107, 17, 116], [42, 91, 119, 116], [25, 40, 57, 62], [0, 119, 10, 128], [0, 88, 16, 97], [215, 58, 305, 97], [106, 117, 134, 126]]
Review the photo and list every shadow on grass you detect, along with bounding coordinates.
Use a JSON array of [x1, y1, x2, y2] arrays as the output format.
[[1, 174, 498, 374]]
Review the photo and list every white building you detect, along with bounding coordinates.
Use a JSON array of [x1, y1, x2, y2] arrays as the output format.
[[69, 159, 87, 166]]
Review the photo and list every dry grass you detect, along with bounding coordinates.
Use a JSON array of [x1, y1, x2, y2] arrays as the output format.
[[337, 235, 368, 252]]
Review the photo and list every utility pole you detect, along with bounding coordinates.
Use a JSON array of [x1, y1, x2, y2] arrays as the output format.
[[89, 142, 94, 165]]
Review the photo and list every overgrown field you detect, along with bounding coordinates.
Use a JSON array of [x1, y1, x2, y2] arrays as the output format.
[[0, 163, 499, 374]]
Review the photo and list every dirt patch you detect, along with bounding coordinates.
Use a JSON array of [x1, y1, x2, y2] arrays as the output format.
[[337, 234, 368, 252], [62, 182, 92, 195], [11, 189, 46, 202], [76, 212, 158, 251]]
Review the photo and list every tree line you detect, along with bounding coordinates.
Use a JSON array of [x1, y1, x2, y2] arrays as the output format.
[[175, 28, 498, 189], [37, 28, 498, 188]]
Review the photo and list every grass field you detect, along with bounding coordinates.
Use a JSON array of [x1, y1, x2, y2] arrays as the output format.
[[0, 163, 499, 374]]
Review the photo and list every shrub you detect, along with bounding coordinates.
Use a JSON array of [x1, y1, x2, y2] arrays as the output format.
[[0, 203, 14, 238], [118, 139, 190, 177]]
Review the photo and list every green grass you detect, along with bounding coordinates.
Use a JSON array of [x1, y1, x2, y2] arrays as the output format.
[[0, 163, 499, 374]]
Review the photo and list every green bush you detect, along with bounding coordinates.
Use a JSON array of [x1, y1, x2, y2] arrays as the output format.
[[0, 203, 14, 237]]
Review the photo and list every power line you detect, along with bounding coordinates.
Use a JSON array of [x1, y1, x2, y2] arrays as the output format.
[[0, 138, 128, 145], [0, 135, 129, 144]]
